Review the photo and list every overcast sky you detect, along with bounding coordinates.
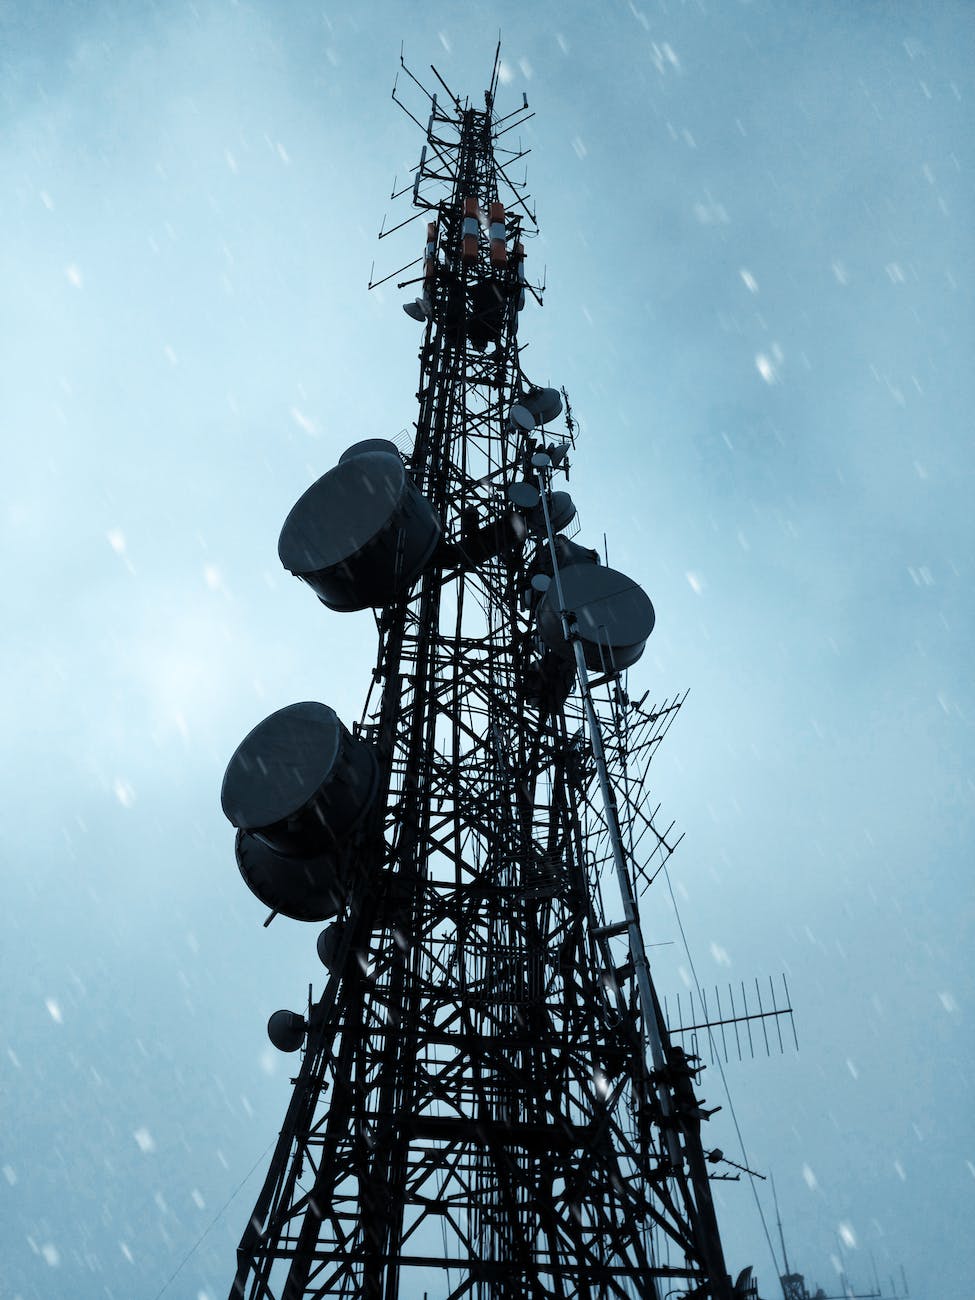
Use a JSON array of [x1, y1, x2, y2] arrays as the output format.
[[2, 2, 972, 1298]]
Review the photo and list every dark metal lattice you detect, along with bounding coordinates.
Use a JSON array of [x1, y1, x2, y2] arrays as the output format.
[[229, 55, 738, 1300]]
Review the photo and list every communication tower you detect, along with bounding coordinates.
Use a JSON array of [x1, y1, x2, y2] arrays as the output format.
[[220, 52, 751, 1299]]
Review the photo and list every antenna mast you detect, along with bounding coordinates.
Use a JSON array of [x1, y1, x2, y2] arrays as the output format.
[[221, 57, 741, 1300]]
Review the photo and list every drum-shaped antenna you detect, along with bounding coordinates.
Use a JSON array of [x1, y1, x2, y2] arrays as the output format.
[[522, 387, 563, 425], [508, 404, 535, 432], [221, 702, 379, 858], [458, 509, 527, 566], [527, 491, 576, 537], [532, 536, 600, 578], [317, 922, 343, 970], [338, 439, 401, 463], [278, 452, 441, 611], [507, 481, 541, 511], [402, 299, 430, 321], [538, 565, 655, 672], [267, 1009, 306, 1053], [234, 831, 345, 922]]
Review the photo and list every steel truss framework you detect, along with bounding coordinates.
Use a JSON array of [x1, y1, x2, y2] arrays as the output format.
[[230, 56, 736, 1300]]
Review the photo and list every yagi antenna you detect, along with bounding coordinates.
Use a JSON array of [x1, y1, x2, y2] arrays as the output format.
[[663, 974, 797, 1064]]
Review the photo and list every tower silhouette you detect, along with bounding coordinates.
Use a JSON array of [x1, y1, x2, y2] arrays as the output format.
[[221, 54, 741, 1300]]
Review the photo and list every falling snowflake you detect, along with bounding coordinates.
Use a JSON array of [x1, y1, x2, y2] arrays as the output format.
[[755, 353, 777, 384], [133, 1127, 156, 1154], [693, 196, 729, 225], [113, 778, 136, 808], [290, 407, 317, 435], [838, 1221, 857, 1249]]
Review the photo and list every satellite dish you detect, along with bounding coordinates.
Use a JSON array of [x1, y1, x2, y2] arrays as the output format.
[[221, 702, 379, 858], [530, 574, 551, 594], [538, 564, 655, 672], [508, 404, 535, 432], [457, 509, 527, 566], [531, 452, 552, 470], [338, 439, 401, 463], [235, 831, 346, 922], [403, 300, 426, 321], [527, 491, 576, 537], [506, 481, 541, 510], [267, 1009, 306, 1053], [278, 452, 441, 611], [317, 923, 343, 971], [522, 387, 563, 425], [548, 491, 576, 531], [531, 536, 600, 580]]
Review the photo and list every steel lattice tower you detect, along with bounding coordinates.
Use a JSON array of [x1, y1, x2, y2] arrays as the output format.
[[222, 55, 743, 1300]]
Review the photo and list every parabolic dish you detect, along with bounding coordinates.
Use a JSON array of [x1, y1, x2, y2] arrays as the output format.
[[533, 536, 600, 577], [522, 387, 563, 425], [235, 831, 345, 923], [279, 453, 410, 575], [221, 701, 345, 833], [267, 1010, 306, 1053], [339, 439, 401, 463], [538, 564, 655, 672], [278, 451, 441, 610], [528, 490, 576, 536], [507, 481, 541, 510], [508, 404, 535, 432]]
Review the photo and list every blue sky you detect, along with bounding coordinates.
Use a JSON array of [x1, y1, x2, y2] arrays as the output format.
[[2, 2, 972, 1297]]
